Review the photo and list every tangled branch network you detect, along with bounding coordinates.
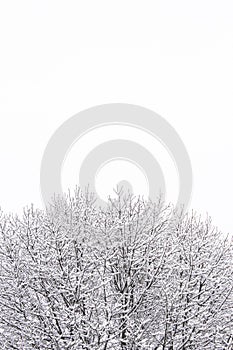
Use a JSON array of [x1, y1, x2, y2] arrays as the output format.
[[0, 189, 232, 349]]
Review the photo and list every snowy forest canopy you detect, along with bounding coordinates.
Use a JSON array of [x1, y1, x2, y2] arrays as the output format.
[[0, 189, 232, 349]]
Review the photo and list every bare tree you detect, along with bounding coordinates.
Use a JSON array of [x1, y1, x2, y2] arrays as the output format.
[[0, 189, 232, 349]]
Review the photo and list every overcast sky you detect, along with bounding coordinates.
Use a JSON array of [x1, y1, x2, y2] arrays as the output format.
[[0, 1, 232, 236]]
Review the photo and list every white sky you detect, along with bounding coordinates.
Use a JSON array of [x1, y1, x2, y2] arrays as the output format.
[[0, 1, 232, 235]]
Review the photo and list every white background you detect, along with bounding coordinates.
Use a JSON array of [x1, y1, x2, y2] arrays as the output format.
[[0, 1, 232, 236]]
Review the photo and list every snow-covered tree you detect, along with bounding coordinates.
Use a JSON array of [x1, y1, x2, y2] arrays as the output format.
[[0, 189, 232, 349]]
